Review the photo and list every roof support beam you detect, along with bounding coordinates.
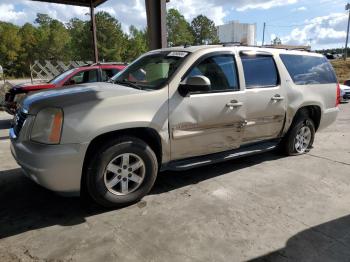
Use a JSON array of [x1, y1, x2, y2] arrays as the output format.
[[90, 0, 99, 63], [32, 0, 107, 7], [33, 0, 168, 57], [145, 0, 168, 50]]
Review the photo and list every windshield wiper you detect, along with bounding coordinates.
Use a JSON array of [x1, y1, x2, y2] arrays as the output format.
[[114, 79, 142, 90]]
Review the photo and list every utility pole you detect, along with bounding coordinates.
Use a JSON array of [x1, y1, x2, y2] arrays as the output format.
[[344, 3, 350, 60], [262, 22, 266, 46]]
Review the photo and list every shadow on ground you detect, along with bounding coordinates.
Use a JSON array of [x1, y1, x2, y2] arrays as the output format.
[[248, 215, 350, 262], [0, 152, 281, 239], [2, 152, 350, 261]]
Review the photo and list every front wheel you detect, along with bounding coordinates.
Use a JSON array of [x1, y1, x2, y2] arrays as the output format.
[[85, 136, 158, 208], [282, 116, 315, 155]]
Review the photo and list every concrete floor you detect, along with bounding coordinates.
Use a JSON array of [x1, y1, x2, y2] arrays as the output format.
[[0, 104, 349, 262]]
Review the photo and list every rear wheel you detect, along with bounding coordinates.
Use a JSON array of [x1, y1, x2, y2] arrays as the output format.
[[85, 136, 158, 208], [282, 115, 315, 156]]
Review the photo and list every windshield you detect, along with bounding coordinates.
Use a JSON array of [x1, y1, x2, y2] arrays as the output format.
[[111, 51, 189, 90], [49, 68, 76, 84]]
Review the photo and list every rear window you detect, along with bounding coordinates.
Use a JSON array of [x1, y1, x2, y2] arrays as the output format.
[[280, 54, 337, 85], [241, 55, 279, 88]]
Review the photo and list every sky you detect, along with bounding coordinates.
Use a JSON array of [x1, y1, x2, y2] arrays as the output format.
[[0, 0, 348, 50]]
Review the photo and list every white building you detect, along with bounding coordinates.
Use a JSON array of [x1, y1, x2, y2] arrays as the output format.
[[217, 21, 257, 45]]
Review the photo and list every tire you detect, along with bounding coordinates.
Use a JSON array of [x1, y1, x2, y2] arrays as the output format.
[[282, 114, 315, 156], [85, 136, 158, 208]]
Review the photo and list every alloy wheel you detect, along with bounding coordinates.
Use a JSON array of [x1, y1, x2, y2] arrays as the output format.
[[103, 153, 146, 195]]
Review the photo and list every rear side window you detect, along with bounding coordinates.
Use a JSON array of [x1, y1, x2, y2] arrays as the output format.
[[101, 69, 120, 81], [241, 55, 279, 88], [280, 54, 337, 85], [65, 69, 98, 85]]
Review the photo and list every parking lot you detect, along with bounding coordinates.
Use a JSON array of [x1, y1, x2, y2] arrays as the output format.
[[0, 103, 349, 262]]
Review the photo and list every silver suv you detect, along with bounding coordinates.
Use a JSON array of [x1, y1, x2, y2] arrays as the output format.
[[10, 45, 340, 207]]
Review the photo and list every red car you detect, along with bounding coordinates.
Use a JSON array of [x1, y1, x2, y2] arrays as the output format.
[[4, 63, 126, 115]]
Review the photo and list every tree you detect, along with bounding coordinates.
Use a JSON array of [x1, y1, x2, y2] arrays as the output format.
[[18, 23, 39, 76], [167, 9, 194, 46], [94, 11, 128, 62], [35, 13, 52, 26], [191, 15, 219, 45], [0, 22, 22, 76], [67, 18, 91, 60], [34, 13, 71, 61], [272, 37, 282, 45], [124, 26, 148, 62]]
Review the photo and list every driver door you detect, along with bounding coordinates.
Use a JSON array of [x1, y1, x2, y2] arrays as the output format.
[[169, 53, 246, 160]]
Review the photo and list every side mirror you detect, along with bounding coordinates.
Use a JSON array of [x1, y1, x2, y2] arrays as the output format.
[[178, 75, 211, 96]]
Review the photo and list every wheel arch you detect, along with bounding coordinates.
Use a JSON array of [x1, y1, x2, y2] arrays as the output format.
[[83, 127, 163, 171], [289, 105, 322, 131]]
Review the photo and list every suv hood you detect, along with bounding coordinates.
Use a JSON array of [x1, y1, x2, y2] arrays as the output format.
[[23, 82, 144, 114]]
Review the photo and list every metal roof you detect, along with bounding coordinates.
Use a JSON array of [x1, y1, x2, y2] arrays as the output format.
[[32, 0, 107, 7]]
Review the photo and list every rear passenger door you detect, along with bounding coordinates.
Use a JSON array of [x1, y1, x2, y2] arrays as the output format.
[[239, 51, 286, 143]]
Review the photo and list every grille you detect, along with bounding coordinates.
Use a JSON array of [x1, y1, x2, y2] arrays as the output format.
[[13, 110, 28, 137]]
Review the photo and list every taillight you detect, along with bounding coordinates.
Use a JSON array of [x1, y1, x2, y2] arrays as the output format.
[[336, 83, 341, 107]]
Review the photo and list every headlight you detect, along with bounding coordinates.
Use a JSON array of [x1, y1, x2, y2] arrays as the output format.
[[31, 108, 63, 144]]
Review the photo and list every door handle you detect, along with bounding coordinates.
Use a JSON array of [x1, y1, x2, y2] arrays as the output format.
[[226, 100, 243, 109], [271, 94, 284, 101]]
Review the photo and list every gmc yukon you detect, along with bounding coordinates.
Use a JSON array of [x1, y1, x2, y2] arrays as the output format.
[[10, 45, 340, 207]]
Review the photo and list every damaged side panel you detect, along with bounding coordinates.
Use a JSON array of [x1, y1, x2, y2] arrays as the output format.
[[169, 91, 246, 160]]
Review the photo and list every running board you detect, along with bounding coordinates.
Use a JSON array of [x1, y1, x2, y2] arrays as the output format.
[[163, 140, 279, 171]]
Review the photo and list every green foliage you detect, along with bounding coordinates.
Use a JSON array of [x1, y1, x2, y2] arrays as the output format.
[[0, 22, 22, 76], [191, 15, 219, 45], [35, 13, 71, 61], [271, 37, 282, 45], [95, 11, 127, 62], [18, 23, 39, 76], [0, 8, 220, 77], [167, 9, 194, 46], [124, 26, 148, 62], [67, 18, 90, 60]]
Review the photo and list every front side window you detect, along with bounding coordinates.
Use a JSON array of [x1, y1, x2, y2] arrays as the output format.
[[186, 55, 239, 92], [49, 68, 76, 85], [65, 70, 98, 85], [241, 55, 279, 88], [111, 51, 188, 90], [280, 54, 337, 85]]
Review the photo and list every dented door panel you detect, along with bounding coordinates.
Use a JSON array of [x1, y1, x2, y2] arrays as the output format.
[[169, 91, 246, 160]]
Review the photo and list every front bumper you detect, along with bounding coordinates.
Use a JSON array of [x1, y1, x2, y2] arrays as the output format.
[[10, 128, 88, 195]]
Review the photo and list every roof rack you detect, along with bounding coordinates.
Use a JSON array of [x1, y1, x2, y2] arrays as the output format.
[[87, 62, 128, 66], [219, 42, 311, 52], [262, 45, 311, 51], [221, 42, 243, 47]]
